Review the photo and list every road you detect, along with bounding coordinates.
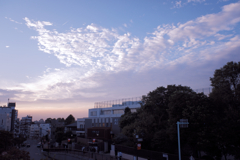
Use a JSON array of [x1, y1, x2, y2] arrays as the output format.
[[21, 139, 46, 160]]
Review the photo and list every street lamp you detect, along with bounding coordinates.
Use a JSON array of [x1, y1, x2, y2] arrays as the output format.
[[176, 119, 189, 160]]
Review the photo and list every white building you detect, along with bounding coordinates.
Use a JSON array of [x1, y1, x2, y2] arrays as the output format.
[[0, 113, 11, 131], [0, 102, 19, 137], [30, 124, 40, 139], [77, 97, 142, 137], [40, 123, 51, 139]]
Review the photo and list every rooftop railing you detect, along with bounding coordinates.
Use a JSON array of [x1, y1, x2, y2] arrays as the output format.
[[94, 96, 142, 108], [94, 87, 213, 109]]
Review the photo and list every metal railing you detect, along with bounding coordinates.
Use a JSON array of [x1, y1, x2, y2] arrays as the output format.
[[93, 87, 213, 109], [94, 97, 142, 108], [194, 87, 212, 96]]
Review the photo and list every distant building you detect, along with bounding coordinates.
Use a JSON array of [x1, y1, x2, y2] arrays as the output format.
[[20, 115, 32, 137], [76, 97, 142, 138], [0, 113, 11, 131], [40, 123, 51, 139], [50, 119, 64, 139], [0, 102, 19, 137], [65, 122, 77, 134], [30, 124, 39, 139]]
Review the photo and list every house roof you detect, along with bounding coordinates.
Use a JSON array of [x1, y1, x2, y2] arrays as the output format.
[[66, 122, 77, 127]]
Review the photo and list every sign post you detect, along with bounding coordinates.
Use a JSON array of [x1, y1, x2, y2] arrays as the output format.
[[176, 119, 189, 160]]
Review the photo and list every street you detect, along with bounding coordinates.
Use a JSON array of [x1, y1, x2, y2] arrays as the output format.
[[21, 139, 46, 160]]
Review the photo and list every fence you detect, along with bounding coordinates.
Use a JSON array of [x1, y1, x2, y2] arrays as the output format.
[[94, 87, 213, 109], [44, 148, 128, 160], [115, 145, 203, 160], [94, 97, 142, 108], [194, 87, 212, 96]]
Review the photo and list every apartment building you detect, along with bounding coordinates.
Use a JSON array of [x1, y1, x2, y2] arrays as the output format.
[[30, 124, 40, 139], [20, 115, 32, 137], [0, 113, 11, 131], [0, 102, 19, 137], [40, 123, 51, 139]]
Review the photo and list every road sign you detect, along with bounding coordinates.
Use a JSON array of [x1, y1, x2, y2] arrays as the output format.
[[137, 143, 141, 150]]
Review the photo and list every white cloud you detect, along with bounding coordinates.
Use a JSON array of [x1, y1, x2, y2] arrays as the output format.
[[6, 46, 9, 48], [123, 23, 127, 27], [187, 0, 205, 3], [13, 1, 240, 101], [175, 1, 182, 8]]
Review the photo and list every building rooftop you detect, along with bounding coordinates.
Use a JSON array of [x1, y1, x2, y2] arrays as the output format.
[[94, 96, 142, 108]]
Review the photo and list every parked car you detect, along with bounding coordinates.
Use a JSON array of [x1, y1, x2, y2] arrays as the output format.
[[37, 143, 41, 148], [26, 144, 30, 147]]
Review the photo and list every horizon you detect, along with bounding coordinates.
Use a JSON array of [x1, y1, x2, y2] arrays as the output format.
[[1, 0, 240, 121]]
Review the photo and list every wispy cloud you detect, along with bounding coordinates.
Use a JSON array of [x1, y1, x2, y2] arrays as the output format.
[[62, 21, 68, 26], [6, 1, 240, 102], [173, 0, 206, 8], [5, 17, 22, 24]]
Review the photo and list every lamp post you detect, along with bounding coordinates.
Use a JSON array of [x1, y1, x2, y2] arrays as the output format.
[[176, 119, 189, 160]]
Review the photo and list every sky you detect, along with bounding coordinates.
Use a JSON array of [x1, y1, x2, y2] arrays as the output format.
[[1, 0, 240, 121]]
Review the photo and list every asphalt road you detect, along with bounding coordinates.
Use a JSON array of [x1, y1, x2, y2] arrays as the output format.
[[21, 139, 46, 160]]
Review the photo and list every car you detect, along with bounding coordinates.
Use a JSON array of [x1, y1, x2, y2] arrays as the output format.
[[26, 144, 30, 147], [37, 143, 41, 148]]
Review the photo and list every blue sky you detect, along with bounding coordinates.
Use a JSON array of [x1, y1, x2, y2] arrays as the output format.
[[1, 0, 240, 120]]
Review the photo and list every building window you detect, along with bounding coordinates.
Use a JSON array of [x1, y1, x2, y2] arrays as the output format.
[[90, 111, 97, 116], [102, 110, 111, 115], [113, 110, 124, 114], [114, 119, 118, 125], [102, 123, 105, 127]]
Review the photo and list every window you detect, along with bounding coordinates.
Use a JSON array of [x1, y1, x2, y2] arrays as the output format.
[[102, 123, 105, 127], [113, 110, 124, 114], [114, 119, 118, 125], [102, 110, 111, 115], [90, 111, 97, 116]]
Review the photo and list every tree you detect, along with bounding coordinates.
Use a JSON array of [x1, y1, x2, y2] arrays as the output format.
[[45, 118, 52, 123], [65, 114, 75, 125], [119, 85, 217, 158], [57, 118, 65, 122], [0, 130, 13, 151], [0, 147, 30, 160], [209, 61, 240, 159]]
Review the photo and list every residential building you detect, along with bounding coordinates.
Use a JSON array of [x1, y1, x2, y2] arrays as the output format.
[[20, 115, 32, 137], [0, 113, 11, 131], [50, 119, 65, 139], [0, 102, 19, 137], [76, 118, 92, 138], [65, 122, 77, 134], [40, 123, 51, 139], [30, 124, 40, 139]]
